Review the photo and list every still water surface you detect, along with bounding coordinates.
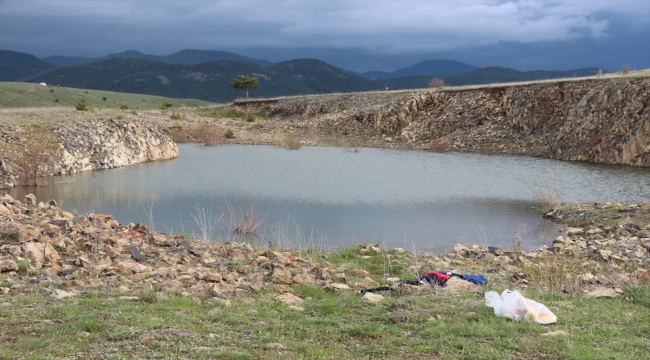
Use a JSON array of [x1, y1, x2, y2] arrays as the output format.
[[9, 144, 650, 252]]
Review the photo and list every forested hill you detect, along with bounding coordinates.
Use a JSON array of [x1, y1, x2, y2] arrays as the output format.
[[0, 50, 56, 81], [26, 57, 602, 103], [41, 49, 271, 67], [29, 58, 383, 102]]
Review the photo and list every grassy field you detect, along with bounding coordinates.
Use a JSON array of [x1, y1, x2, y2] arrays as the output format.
[[0, 82, 215, 110], [1, 246, 648, 360]]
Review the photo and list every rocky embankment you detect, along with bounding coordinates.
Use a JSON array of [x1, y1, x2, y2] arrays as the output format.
[[0, 119, 178, 189], [234, 76, 650, 166], [1, 193, 648, 301]]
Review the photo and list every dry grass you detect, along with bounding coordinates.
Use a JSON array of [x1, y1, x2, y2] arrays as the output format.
[[281, 134, 302, 149], [533, 183, 564, 213], [195, 122, 221, 146], [227, 202, 265, 243]]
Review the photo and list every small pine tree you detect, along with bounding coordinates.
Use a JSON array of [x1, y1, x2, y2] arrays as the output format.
[[230, 75, 260, 99], [75, 97, 88, 111]]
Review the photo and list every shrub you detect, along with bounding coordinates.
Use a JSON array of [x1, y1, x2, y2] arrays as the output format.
[[282, 135, 302, 149], [116, 115, 124, 120], [49, 88, 54, 93], [54, 99, 59, 103], [621, 63, 632, 74], [75, 97, 88, 111], [102, 97, 107, 101], [17, 260, 30, 274], [120, 104, 129, 110], [161, 100, 173, 110], [428, 78, 444, 89], [224, 129, 235, 139], [340, 102, 350, 111], [195, 123, 220, 146], [246, 114, 256, 122], [5, 126, 63, 187], [428, 139, 448, 152], [170, 113, 182, 120], [341, 129, 350, 136]]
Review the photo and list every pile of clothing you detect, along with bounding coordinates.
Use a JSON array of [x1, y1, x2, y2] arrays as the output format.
[[357, 271, 487, 295]]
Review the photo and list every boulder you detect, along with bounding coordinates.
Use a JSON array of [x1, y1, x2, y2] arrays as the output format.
[[0, 260, 18, 272], [362, 292, 384, 304]]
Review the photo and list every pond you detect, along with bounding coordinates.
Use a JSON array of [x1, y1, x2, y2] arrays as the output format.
[[8, 144, 650, 252]]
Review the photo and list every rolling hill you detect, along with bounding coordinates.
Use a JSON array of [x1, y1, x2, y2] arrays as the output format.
[[0, 82, 214, 109], [362, 59, 478, 78], [42, 49, 271, 67], [1, 49, 607, 102], [0, 50, 56, 81], [26, 57, 605, 102]]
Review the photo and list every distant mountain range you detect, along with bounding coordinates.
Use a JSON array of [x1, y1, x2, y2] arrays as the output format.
[[0, 49, 602, 102], [41, 49, 272, 67], [359, 59, 478, 78]]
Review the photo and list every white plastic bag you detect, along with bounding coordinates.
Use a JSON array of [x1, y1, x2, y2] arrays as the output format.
[[485, 290, 557, 324]]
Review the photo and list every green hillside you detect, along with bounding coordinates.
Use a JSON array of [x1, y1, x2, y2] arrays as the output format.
[[19, 56, 606, 102], [29, 58, 368, 102], [0, 82, 214, 109], [269, 59, 381, 93], [0, 50, 55, 81]]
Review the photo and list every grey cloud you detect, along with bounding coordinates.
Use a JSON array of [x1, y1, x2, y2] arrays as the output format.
[[0, 0, 648, 71]]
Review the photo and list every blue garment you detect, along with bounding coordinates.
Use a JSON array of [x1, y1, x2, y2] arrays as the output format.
[[450, 273, 488, 285]]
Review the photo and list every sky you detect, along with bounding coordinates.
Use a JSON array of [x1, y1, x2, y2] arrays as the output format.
[[0, 0, 648, 72]]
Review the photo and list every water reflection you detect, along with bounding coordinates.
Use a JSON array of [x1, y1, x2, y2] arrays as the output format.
[[7, 144, 650, 251]]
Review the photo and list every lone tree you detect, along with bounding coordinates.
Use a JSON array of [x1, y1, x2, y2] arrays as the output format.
[[230, 75, 259, 99]]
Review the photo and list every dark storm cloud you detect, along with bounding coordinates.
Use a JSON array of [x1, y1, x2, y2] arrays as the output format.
[[0, 0, 648, 71]]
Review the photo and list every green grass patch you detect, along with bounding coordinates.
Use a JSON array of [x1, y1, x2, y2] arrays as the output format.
[[0, 283, 648, 359], [0, 82, 214, 110]]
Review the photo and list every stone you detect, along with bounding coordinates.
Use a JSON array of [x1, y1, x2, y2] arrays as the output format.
[[331, 283, 351, 290], [362, 292, 384, 304], [24, 194, 36, 206], [111, 259, 149, 275], [388, 316, 408, 324], [578, 273, 596, 283], [362, 277, 379, 287], [21, 242, 45, 264], [352, 270, 369, 277], [0, 260, 18, 273], [210, 282, 236, 297], [51, 289, 75, 299], [585, 287, 618, 298], [0, 203, 10, 215], [265, 343, 286, 350], [566, 227, 584, 236], [269, 267, 293, 285], [441, 277, 480, 293], [205, 273, 223, 283], [130, 246, 147, 262], [292, 273, 316, 285], [288, 305, 305, 311], [213, 298, 232, 307], [275, 293, 304, 305], [43, 243, 61, 264]]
